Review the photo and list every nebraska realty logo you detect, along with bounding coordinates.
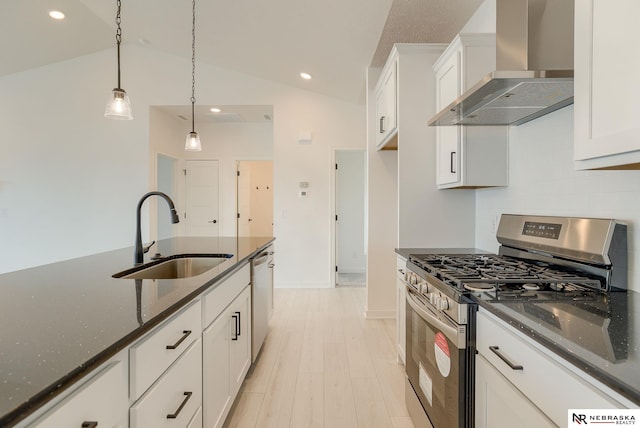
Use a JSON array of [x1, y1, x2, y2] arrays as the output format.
[[569, 409, 640, 426]]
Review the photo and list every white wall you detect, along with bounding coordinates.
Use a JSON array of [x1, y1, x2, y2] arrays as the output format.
[[0, 44, 365, 288], [475, 106, 640, 292]]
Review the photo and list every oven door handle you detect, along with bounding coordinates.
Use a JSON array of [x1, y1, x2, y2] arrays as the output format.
[[406, 290, 465, 349]]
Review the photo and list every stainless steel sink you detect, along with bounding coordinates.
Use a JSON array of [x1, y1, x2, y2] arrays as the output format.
[[112, 254, 233, 280]]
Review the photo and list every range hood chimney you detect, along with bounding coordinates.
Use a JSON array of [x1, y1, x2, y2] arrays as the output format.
[[428, 0, 574, 127]]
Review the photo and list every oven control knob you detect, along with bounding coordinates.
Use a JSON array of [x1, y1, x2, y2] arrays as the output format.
[[437, 297, 449, 311], [429, 293, 438, 306]]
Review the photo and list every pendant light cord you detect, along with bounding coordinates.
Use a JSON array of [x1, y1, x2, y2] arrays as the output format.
[[115, 0, 122, 89], [191, 0, 196, 133]]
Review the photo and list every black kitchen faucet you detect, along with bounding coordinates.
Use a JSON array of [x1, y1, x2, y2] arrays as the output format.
[[134, 191, 180, 265]]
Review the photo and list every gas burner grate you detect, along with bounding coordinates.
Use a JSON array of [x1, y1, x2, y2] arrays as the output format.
[[408, 253, 603, 292]]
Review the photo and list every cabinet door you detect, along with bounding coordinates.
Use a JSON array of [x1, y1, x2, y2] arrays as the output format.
[[475, 355, 555, 428], [203, 307, 232, 428], [375, 86, 387, 146], [31, 361, 128, 428], [574, 0, 640, 168], [383, 62, 397, 137], [375, 60, 398, 149], [230, 286, 252, 396], [435, 52, 461, 186]]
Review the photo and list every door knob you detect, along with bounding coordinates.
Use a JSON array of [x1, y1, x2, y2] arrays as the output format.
[[208, 219, 217, 223]]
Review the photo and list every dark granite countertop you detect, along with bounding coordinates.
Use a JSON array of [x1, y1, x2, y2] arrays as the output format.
[[474, 290, 640, 406], [0, 236, 274, 427]]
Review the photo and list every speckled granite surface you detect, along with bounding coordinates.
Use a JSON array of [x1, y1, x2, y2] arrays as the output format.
[[0, 236, 273, 426]]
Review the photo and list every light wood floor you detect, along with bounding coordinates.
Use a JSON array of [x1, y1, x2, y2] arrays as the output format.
[[224, 287, 415, 428]]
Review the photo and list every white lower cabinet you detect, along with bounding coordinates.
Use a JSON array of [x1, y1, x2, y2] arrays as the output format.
[[476, 309, 627, 427], [203, 285, 252, 428], [130, 338, 202, 428], [475, 354, 554, 428], [29, 360, 128, 428], [395, 255, 407, 365]]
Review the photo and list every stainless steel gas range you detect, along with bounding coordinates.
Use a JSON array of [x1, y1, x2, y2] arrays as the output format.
[[403, 214, 628, 428]]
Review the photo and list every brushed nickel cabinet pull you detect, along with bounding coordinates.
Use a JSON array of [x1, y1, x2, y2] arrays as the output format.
[[166, 330, 192, 350], [166, 391, 193, 419]]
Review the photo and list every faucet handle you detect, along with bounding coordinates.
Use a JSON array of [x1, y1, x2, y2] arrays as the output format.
[[143, 241, 156, 254]]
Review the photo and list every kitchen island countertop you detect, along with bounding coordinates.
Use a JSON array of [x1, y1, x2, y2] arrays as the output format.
[[0, 236, 274, 426]]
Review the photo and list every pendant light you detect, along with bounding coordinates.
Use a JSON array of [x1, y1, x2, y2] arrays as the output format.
[[104, 0, 133, 120], [185, 0, 202, 151]]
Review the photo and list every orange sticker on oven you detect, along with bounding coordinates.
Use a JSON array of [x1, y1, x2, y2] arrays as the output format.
[[434, 332, 451, 377]]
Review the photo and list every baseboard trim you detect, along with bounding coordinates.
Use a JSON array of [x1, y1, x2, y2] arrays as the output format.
[[364, 309, 395, 319]]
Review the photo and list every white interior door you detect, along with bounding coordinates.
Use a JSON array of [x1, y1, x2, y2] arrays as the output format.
[[237, 161, 273, 237], [185, 160, 220, 237]]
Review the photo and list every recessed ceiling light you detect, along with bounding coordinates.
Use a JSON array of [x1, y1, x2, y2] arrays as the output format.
[[300, 72, 312, 80], [210, 108, 221, 113], [48, 10, 65, 20]]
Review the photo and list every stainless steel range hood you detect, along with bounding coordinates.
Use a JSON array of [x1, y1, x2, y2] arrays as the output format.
[[429, 0, 574, 127]]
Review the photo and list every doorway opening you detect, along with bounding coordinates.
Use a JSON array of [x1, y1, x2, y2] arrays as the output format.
[[236, 160, 274, 237], [333, 149, 366, 287]]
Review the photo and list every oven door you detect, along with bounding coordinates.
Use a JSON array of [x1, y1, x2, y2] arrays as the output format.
[[405, 289, 469, 428]]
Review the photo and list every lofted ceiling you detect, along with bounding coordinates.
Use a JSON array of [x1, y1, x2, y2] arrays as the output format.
[[1, 0, 483, 105]]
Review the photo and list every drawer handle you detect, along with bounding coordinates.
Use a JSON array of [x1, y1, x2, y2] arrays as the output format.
[[235, 311, 241, 336], [232, 311, 241, 340], [166, 330, 192, 350], [166, 391, 193, 419], [81, 423, 98, 428], [489, 346, 523, 370]]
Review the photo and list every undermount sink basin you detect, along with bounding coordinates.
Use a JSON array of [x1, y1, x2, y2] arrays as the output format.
[[112, 254, 233, 280]]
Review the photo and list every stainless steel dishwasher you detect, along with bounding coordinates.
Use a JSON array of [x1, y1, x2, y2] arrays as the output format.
[[251, 246, 273, 362]]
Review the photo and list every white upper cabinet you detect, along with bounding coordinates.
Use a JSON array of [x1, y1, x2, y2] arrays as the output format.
[[574, 0, 640, 169], [433, 34, 509, 188], [375, 59, 398, 150]]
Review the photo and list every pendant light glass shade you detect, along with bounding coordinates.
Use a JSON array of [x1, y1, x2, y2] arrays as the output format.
[[105, 88, 133, 120], [105, 0, 133, 120], [185, 131, 202, 151]]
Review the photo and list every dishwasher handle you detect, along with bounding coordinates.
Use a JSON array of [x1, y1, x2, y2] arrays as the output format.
[[252, 252, 270, 267]]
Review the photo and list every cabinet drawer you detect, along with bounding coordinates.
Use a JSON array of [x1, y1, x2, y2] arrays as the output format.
[[131, 339, 203, 428], [130, 300, 202, 399], [476, 310, 623, 424], [31, 360, 127, 427], [203, 264, 250, 327]]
